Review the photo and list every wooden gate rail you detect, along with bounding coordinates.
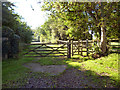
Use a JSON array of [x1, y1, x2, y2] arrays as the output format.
[[44, 43, 67, 57], [71, 39, 92, 57], [23, 39, 100, 58], [24, 44, 45, 55], [23, 43, 68, 57]]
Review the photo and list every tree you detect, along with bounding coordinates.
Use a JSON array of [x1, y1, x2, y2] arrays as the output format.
[[2, 2, 33, 43], [41, 1, 119, 55], [2, 2, 33, 58], [85, 2, 119, 54], [41, 2, 91, 40]]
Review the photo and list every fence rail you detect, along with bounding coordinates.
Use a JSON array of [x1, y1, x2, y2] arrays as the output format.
[[23, 39, 94, 58], [108, 39, 120, 53], [23, 39, 120, 58], [23, 42, 68, 57]]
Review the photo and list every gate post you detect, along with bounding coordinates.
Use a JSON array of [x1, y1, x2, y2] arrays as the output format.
[[81, 40, 83, 56], [67, 39, 71, 58], [72, 40, 73, 56], [86, 39, 89, 56], [78, 39, 80, 55]]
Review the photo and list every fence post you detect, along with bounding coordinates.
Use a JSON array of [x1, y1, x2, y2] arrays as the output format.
[[81, 40, 83, 56], [78, 39, 80, 55], [92, 40, 94, 54], [67, 39, 71, 58], [72, 40, 73, 56], [86, 39, 89, 56]]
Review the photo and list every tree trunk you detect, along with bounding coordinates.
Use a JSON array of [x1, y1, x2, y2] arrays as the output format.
[[100, 26, 107, 55], [98, 26, 101, 40], [100, 2, 107, 55]]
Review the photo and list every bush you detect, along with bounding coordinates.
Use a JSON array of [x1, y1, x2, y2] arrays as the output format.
[[2, 26, 20, 59]]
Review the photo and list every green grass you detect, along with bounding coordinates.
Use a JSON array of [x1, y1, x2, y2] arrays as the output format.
[[2, 57, 34, 86], [33, 57, 66, 65], [65, 53, 119, 85], [93, 54, 118, 70]]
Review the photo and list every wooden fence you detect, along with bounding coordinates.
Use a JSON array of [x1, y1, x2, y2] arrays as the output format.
[[108, 39, 120, 54], [71, 39, 93, 57], [58, 39, 120, 57], [23, 39, 119, 58]]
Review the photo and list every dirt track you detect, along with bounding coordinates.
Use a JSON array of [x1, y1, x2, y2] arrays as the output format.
[[21, 68, 116, 88]]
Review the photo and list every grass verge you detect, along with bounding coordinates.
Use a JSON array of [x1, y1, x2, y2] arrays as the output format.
[[65, 53, 119, 86], [2, 57, 34, 87]]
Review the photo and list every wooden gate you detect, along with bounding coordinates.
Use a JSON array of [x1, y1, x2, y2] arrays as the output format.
[[71, 39, 93, 57], [23, 39, 95, 58], [23, 42, 68, 57]]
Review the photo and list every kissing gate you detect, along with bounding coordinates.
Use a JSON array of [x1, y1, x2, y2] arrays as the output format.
[[23, 39, 94, 58]]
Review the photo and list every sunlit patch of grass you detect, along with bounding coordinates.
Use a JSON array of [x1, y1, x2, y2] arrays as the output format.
[[65, 53, 119, 86], [81, 61, 118, 81], [66, 61, 81, 69], [94, 53, 118, 70]]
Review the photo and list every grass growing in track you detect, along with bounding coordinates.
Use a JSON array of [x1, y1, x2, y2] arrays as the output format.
[[33, 57, 66, 65]]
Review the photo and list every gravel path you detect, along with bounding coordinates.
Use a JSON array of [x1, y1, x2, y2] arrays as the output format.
[[20, 68, 116, 88], [23, 63, 67, 76]]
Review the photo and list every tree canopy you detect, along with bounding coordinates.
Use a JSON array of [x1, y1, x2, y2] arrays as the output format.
[[41, 2, 119, 39], [33, 1, 119, 55]]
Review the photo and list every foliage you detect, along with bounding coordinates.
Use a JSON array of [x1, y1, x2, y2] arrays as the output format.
[[2, 2, 33, 59], [41, 2, 93, 40], [2, 2, 18, 30], [2, 26, 20, 58], [2, 2, 33, 44], [40, 2, 119, 55], [17, 22, 33, 43], [37, 2, 119, 42], [34, 20, 52, 42]]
